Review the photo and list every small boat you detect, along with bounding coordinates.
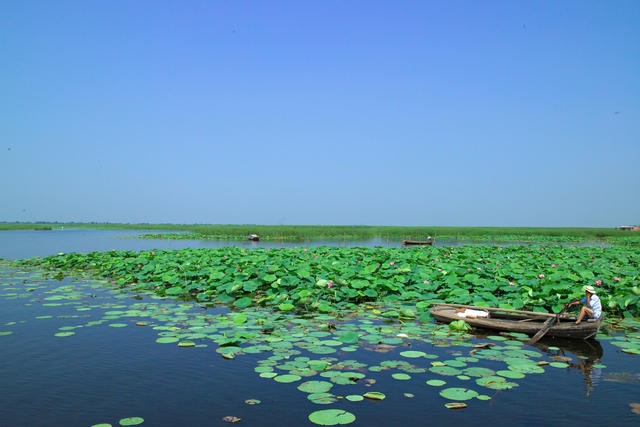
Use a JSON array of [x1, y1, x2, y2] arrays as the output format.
[[401, 239, 433, 247], [430, 303, 602, 340], [248, 234, 260, 241]]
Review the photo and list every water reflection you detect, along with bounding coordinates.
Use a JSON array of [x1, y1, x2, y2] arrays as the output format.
[[535, 339, 604, 394]]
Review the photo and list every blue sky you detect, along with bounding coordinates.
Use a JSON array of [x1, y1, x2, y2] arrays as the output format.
[[1, 1, 638, 227]]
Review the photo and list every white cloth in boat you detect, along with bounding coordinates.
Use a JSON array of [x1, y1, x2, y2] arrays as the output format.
[[456, 309, 489, 318]]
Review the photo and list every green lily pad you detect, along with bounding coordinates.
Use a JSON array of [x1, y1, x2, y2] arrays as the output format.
[[363, 392, 386, 401], [463, 367, 495, 378], [430, 366, 462, 376], [427, 379, 446, 386], [245, 399, 261, 405], [439, 387, 478, 401], [274, 374, 302, 383], [549, 362, 569, 368], [392, 373, 411, 380], [308, 409, 356, 425], [308, 392, 338, 405], [233, 314, 247, 324], [476, 376, 518, 390], [54, 332, 75, 337], [119, 418, 144, 426], [298, 381, 333, 393], [508, 364, 545, 374], [399, 351, 427, 358], [496, 370, 525, 379], [346, 395, 364, 402], [260, 373, 278, 378], [338, 331, 359, 344], [156, 337, 179, 344]]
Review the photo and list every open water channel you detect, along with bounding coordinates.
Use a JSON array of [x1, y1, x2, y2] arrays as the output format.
[[0, 230, 638, 427]]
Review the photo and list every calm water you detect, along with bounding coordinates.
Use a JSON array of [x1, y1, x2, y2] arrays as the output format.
[[0, 229, 608, 260], [0, 231, 637, 426]]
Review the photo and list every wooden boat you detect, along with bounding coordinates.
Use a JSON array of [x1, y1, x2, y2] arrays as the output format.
[[430, 303, 602, 340], [248, 234, 260, 241], [401, 239, 433, 247]]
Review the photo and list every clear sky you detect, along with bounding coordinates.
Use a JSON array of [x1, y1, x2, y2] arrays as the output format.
[[1, 1, 638, 227]]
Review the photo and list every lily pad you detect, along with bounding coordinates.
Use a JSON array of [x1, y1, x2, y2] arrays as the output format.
[[119, 418, 144, 426], [274, 374, 302, 383], [309, 409, 356, 425], [392, 373, 411, 380], [399, 351, 427, 358], [549, 362, 569, 368], [508, 364, 545, 374], [445, 403, 467, 410], [363, 392, 386, 401], [308, 393, 338, 405], [298, 381, 333, 393], [439, 387, 478, 401], [496, 370, 525, 379]]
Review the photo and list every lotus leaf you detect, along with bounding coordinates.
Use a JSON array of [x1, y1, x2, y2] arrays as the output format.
[[362, 392, 385, 401], [308, 409, 356, 426], [439, 387, 479, 401], [119, 418, 144, 426]]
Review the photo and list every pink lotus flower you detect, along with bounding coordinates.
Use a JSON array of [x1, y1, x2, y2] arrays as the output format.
[[551, 264, 556, 268], [438, 268, 442, 271], [423, 280, 429, 284], [595, 280, 602, 286], [151, 252, 155, 255], [389, 262, 395, 266], [434, 258, 439, 262], [538, 274, 545, 279], [328, 281, 333, 289], [614, 277, 621, 282], [509, 282, 515, 286]]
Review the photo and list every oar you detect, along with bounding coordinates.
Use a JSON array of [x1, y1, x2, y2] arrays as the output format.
[[527, 299, 577, 345]]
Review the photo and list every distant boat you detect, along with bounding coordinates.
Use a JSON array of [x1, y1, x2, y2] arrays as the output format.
[[430, 303, 602, 340], [248, 234, 260, 241], [401, 239, 433, 247]]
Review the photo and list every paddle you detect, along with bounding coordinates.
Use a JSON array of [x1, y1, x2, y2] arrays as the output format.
[[527, 299, 578, 345]]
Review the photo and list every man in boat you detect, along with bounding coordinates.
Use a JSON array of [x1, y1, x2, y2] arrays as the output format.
[[569, 285, 602, 325]]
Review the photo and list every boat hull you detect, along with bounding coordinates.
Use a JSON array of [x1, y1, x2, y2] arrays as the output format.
[[401, 240, 433, 247], [430, 305, 602, 340]]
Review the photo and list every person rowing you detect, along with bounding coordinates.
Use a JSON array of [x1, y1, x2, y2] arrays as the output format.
[[568, 285, 602, 324]]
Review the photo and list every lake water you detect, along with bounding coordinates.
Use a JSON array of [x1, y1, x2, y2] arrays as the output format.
[[0, 229, 608, 260], [0, 230, 638, 426]]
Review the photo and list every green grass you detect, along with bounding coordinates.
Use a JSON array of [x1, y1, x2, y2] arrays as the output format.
[[2, 222, 638, 243]]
